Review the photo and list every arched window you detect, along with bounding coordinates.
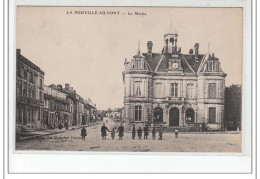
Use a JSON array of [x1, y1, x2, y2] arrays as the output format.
[[153, 107, 163, 123], [185, 108, 195, 123]]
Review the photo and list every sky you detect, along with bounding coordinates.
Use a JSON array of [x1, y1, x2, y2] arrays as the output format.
[[16, 7, 243, 110]]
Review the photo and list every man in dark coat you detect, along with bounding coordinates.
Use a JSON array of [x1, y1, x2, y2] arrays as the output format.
[[116, 123, 124, 140], [137, 127, 142, 140], [64, 121, 68, 130], [81, 127, 87, 140], [101, 123, 110, 140], [152, 127, 156, 140], [132, 124, 136, 140], [144, 125, 149, 139]]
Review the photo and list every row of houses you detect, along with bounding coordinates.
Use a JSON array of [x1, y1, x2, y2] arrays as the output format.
[[16, 49, 97, 133]]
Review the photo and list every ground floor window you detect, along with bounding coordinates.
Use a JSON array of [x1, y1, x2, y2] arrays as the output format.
[[185, 108, 195, 123], [134, 106, 142, 121], [153, 107, 163, 123], [209, 107, 216, 123]]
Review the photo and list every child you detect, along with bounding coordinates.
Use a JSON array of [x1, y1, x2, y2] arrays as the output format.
[[152, 127, 156, 140], [137, 127, 142, 140], [158, 125, 163, 140], [81, 127, 87, 140], [175, 129, 179, 138], [111, 129, 115, 140]]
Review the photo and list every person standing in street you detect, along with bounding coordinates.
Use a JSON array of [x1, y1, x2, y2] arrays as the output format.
[[152, 127, 156, 140], [144, 124, 149, 139], [137, 127, 142, 140], [111, 129, 115, 140], [175, 129, 179, 138], [116, 123, 124, 140], [64, 121, 68, 130], [159, 125, 163, 140], [101, 123, 110, 140], [81, 127, 87, 140], [132, 124, 136, 140]]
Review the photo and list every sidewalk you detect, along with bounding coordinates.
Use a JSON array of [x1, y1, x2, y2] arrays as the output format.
[[18, 121, 102, 142]]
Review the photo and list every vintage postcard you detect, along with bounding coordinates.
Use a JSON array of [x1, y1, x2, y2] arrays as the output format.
[[14, 6, 244, 153]]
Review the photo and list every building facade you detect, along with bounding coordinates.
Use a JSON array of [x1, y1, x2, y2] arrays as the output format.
[[122, 27, 226, 130], [43, 85, 72, 129], [16, 49, 98, 134], [43, 84, 97, 127], [16, 49, 45, 131]]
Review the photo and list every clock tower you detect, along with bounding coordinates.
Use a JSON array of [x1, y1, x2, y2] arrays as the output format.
[[168, 54, 183, 72]]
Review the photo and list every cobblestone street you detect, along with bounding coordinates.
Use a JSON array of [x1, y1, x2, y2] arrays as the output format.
[[16, 118, 241, 152]]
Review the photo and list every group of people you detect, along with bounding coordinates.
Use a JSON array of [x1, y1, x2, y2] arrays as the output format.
[[132, 124, 164, 140], [101, 123, 124, 140], [80, 123, 170, 140]]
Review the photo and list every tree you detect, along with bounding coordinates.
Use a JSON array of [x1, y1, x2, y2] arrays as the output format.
[[224, 85, 242, 131]]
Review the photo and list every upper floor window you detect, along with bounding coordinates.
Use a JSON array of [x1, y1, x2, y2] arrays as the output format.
[[23, 82, 27, 97], [171, 83, 178, 97], [209, 107, 216, 123], [29, 71, 34, 83], [135, 81, 142, 97], [135, 59, 142, 70], [154, 83, 162, 98], [209, 83, 216, 99], [39, 91, 43, 102], [24, 70, 27, 80], [16, 82, 22, 95], [39, 79, 43, 88], [209, 62, 217, 71], [187, 84, 194, 99]]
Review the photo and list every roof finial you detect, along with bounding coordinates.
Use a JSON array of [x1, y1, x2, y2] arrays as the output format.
[[169, 19, 177, 34], [137, 40, 140, 55]]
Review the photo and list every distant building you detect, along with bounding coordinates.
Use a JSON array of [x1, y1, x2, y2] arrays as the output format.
[[45, 83, 97, 127], [122, 26, 226, 130], [16, 49, 45, 131]]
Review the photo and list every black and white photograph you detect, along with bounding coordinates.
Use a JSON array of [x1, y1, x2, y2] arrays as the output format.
[[14, 6, 244, 153]]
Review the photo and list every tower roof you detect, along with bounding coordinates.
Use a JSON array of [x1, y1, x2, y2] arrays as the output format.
[[168, 21, 178, 34]]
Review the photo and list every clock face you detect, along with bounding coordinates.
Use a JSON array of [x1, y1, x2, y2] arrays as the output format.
[[172, 62, 179, 69]]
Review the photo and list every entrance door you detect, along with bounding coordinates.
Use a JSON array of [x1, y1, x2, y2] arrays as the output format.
[[169, 107, 179, 126]]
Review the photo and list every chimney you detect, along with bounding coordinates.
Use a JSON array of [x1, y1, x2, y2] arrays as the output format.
[[73, 90, 76, 94], [57, 85, 62, 91], [189, 49, 194, 54], [147, 41, 153, 59], [147, 41, 153, 54], [16, 49, 21, 55], [65, 84, 70, 90], [194, 43, 199, 61]]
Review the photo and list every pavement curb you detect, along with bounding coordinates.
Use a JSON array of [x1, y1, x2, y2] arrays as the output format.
[[18, 122, 101, 142]]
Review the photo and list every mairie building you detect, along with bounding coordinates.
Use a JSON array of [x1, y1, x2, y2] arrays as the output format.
[[122, 27, 227, 130]]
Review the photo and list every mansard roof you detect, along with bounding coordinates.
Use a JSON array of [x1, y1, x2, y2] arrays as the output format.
[[142, 53, 205, 73], [142, 53, 162, 71]]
